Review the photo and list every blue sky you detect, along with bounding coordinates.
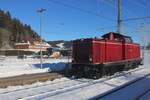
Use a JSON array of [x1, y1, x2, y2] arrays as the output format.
[[0, 0, 150, 44]]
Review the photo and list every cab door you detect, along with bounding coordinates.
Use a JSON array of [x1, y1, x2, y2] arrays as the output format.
[[93, 42, 101, 64]]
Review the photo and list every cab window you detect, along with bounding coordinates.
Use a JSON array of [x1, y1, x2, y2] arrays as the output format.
[[114, 34, 122, 42], [125, 37, 133, 43]]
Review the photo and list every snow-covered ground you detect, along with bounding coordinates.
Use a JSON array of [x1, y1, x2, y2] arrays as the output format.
[[0, 56, 70, 78], [99, 74, 150, 100], [143, 50, 150, 65], [0, 50, 149, 78], [46, 65, 150, 100], [0, 50, 149, 100], [0, 64, 149, 100]]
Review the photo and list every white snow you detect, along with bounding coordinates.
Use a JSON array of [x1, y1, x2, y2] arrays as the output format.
[[0, 50, 149, 100], [43, 65, 150, 100], [56, 43, 64, 49], [100, 75, 150, 100], [0, 65, 149, 100], [143, 50, 150, 65], [0, 56, 70, 78]]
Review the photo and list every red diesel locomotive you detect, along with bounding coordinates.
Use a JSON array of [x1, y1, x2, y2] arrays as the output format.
[[71, 32, 142, 78]]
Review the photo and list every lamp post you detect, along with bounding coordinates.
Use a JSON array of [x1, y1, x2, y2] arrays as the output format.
[[37, 8, 46, 69]]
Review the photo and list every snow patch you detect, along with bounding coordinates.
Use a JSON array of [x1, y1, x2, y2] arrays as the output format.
[[56, 43, 64, 49], [0, 57, 70, 78]]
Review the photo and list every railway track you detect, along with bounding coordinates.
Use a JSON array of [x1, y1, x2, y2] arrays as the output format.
[[0, 78, 91, 100], [0, 66, 146, 100], [135, 88, 150, 100], [0, 72, 63, 88], [0, 78, 73, 94], [90, 70, 150, 100], [12, 67, 145, 100]]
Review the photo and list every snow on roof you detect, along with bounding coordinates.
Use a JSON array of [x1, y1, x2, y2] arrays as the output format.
[[15, 41, 30, 45]]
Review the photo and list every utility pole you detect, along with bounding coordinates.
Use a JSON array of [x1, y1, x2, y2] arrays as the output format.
[[117, 0, 121, 34], [37, 8, 46, 69]]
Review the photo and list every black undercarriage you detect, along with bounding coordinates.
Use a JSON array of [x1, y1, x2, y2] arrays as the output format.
[[70, 59, 142, 79]]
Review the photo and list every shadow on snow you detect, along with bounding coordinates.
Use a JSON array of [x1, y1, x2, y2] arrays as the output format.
[[32, 62, 67, 72]]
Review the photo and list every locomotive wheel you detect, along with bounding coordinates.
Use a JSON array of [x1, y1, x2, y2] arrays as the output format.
[[118, 65, 124, 72], [70, 66, 84, 78], [94, 71, 102, 79], [95, 66, 102, 79], [97, 73, 102, 78], [103, 66, 109, 76], [132, 61, 139, 69], [112, 65, 118, 75], [102, 67, 109, 76], [124, 61, 133, 71], [109, 66, 113, 75]]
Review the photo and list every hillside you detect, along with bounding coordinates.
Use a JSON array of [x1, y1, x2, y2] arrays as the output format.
[[47, 40, 72, 50], [0, 9, 40, 49]]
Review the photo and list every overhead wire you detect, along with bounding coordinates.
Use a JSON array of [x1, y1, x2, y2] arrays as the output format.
[[125, 0, 150, 19], [96, 0, 101, 15], [137, 0, 149, 8], [96, 25, 117, 31], [104, 0, 140, 21], [122, 16, 150, 21], [47, 0, 115, 21], [128, 0, 148, 9], [46, 0, 150, 36]]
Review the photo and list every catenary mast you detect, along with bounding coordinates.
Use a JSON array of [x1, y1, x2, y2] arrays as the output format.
[[117, 0, 121, 34]]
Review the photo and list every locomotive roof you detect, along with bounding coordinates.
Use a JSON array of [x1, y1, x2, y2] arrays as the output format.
[[74, 32, 132, 41], [102, 32, 131, 39]]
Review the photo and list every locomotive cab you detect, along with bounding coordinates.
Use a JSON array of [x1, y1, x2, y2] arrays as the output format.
[[102, 32, 133, 43]]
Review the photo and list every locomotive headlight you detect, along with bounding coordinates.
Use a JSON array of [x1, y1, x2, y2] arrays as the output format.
[[72, 58, 75, 62], [89, 57, 92, 61]]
